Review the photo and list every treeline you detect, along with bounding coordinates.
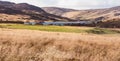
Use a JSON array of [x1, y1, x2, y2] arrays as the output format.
[[0, 19, 120, 28], [0, 21, 24, 24], [93, 18, 120, 28]]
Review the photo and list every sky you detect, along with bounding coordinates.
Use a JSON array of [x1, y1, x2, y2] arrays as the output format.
[[2, 0, 120, 10]]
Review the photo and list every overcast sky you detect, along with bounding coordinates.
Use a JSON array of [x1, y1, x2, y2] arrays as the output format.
[[2, 0, 120, 9]]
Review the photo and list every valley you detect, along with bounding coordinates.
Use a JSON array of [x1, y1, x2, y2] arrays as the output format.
[[0, 1, 120, 28], [0, 0, 120, 61]]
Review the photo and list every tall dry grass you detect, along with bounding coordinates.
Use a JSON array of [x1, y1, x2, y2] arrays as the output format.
[[0, 28, 120, 61]]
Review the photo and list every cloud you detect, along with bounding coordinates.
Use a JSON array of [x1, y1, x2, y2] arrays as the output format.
[[3, 0, 120, 9]]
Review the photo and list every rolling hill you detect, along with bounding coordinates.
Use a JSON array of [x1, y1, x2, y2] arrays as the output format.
[[62, 6, 120, 21], [42, 6, 120, 28], [62, 6, 120, 28], [0, 1, 74, 23], [42, 6, 120, 21], [0, 1, 120, 27], [42, 7, 77, 16]]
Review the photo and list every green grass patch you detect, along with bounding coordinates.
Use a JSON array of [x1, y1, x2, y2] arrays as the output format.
[[0, 24, 86, 33], [0, 23, 120, 34], [86, 28, 120, 34]]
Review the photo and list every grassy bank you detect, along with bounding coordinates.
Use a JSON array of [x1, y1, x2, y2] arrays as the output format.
[[0, 23, 120, 34]]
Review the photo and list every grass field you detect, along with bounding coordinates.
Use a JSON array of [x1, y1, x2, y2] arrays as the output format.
[[0, 23, 120, 34], [0, 28, 120, 61], [0, 23, 120, 61]]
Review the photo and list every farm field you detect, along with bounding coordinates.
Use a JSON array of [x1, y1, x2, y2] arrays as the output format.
[[0, 23, 120, 34], [0, 28, 120, 61]]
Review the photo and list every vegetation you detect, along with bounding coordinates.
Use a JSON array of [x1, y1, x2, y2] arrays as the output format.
[[0, 29, 120, 61], [0, 23, 120, 34], [97, 19, 120, 28], [86, 28, 120, 34]]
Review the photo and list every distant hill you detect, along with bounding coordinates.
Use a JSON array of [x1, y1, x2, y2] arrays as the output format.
[[42, 6, 120, 27], [62, 6, 120, 21], [0, 1, 46, 13], [60, 6, 120, 27], [0, 1, 120, 27], [0, 1, 74, 23], [42, 6, 120, 21], [42, 7, 77, 16]]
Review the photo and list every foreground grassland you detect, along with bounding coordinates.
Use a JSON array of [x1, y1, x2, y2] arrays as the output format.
[[0, 29, 120, 61], [0, 23, 120, 34]]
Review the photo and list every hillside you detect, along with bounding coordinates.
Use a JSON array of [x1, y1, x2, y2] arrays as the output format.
[[42, 6, 120, 22], [62, 6, 120, 21], [0, 1, 46, 14], [0, 1, 120, 28], [0, 1, 74, 23], [42, 7, 77, 16]]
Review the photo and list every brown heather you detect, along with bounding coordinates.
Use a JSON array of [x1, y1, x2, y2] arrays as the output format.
[[0, 28, 120, 61]]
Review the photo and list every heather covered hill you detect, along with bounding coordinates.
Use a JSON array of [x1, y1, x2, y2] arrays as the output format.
[[0, 5, 24, 14], [0, 1, 74, 23], [0, 1, 46, 13], [0, 0, 120, 28]]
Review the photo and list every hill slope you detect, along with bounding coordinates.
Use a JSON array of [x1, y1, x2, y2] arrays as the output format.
[[0, 1, 74, 23], [62, 6, 120, 21], [41, 6, 120, 22], [42, 7, 77, 16]]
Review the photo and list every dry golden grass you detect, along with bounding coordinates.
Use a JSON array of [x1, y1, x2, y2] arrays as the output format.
[[0, 28, 120, 61]]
